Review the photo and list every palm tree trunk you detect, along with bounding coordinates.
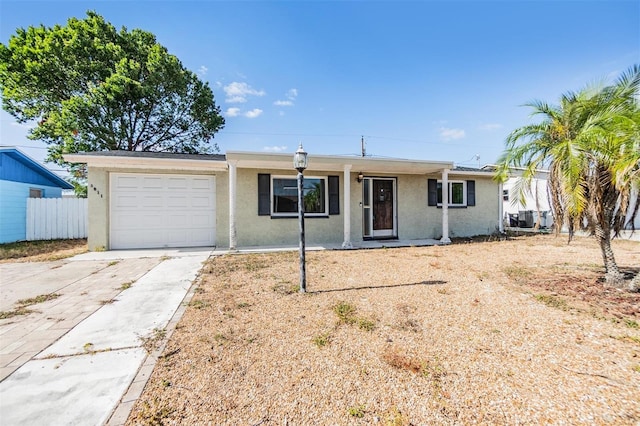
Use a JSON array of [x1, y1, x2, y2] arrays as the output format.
[[594, 223, 625, 286]]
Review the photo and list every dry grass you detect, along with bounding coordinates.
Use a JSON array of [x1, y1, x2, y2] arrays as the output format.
[[0, 239, 87, 263], [15, 293, 61, 307], [128, 234, 640, 425], [0, 293, 61, 320]]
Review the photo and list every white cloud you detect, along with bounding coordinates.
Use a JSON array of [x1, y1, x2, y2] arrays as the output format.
[[197, 65, 208, 76], [245, 108, 263, 118], [226, 96, 247, 104], [225, 107, 241, 117], [224, 82, 266, 103], [225, 107, 263, 118], [479, 123, 503, 131], [274, 88, 298, 107], [286, 88, 298, 99], [439, 127, 466, 141], [263, 145, 288, 152]]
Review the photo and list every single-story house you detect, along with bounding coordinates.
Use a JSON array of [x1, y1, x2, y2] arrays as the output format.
[[0, 146, 74, 244], [63, 150, 502, 251], [483, 165, 554, 229]]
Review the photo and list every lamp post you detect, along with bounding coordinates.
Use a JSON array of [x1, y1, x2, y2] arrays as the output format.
[[293, 143, 308, 293]]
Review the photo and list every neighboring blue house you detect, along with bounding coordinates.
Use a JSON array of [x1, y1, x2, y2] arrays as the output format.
[[0, 147, 73, 244]]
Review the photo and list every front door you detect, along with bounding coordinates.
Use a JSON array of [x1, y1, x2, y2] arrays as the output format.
[[362, 177, 397, 238]]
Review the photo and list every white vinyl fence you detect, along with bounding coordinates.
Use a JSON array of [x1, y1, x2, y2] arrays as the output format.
[[26, 198, 88, 241]]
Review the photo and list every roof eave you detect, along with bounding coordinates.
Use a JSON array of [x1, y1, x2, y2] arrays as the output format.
[[1, 147, 73, 189], [64, 153, 229, 172], [449, 170, 497, 177], [226, 151, 454, 174]]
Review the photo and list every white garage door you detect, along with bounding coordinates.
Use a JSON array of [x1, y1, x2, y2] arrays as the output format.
[[110, 173, 216, 249]]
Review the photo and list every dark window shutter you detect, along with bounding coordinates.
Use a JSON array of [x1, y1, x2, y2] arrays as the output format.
[[328, 175, 340, 215], [258, 174, 270, 215], [428, 179, 437, 206], [467, 180, 476, 206]]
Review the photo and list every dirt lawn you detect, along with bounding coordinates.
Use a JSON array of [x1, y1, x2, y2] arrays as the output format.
[[0, 239, 87, 263], [129, 235, 639, 425]]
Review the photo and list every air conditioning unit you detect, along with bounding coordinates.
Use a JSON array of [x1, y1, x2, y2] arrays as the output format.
[[518, 210, 534, 228]]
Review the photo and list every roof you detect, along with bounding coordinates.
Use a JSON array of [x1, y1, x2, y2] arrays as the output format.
[[452, 166, 490, 172], [65, 150, 226, 161], [448, 166, 495, 177], [481, 164, 550, 175], [0, 147, 73, 189], [64, 150, 228, 172], [64, 150, 497, 177]]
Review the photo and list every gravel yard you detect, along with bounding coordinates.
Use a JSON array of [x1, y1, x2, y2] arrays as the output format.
[[128, 234, 639, 425]]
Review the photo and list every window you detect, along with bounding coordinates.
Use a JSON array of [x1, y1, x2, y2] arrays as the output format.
[[258, 174, 340, 217], [29, 188, 43, 198], [272, 176, 327, 216], [428, 179, 475, 207], [437, 180, 466, 206]]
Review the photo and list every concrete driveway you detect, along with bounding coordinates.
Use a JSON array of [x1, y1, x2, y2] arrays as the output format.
[[0, 248, 211, 425]]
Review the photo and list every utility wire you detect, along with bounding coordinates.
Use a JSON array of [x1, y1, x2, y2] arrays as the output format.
[[223, 130, 458, 147]]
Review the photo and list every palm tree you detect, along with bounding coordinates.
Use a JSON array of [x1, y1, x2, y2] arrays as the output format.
[[495, 65, 640, 288], [604, 70, 640, 289]]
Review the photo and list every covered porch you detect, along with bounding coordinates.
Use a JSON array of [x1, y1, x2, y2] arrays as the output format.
[[226, 151, 463, 250]]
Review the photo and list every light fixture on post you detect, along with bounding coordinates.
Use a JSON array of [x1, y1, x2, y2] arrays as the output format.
[[356, 172, 364, 183], [293, 143, 308, 293]]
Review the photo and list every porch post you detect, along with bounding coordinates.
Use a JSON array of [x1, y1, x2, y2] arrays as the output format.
[[342, 164, 353, 248], [498, 182, 504, 233], [440, 168, 451, 244], [228, 160, 238, 251]]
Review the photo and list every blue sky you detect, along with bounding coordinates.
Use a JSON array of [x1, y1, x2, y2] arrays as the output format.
[[1, 0, 638, 175]]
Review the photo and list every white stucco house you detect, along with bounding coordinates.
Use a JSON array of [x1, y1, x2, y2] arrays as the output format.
[[483, 165, 553, 229], [484, 165, 639, 234], [64, 150, 503, 251]]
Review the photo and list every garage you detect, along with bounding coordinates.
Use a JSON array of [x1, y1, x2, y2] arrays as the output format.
[[110, 173, 216, 249]]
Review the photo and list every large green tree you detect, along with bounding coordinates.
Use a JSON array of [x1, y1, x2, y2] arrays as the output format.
[[0, 11, 225, 195], [495, 65, 640, 289]]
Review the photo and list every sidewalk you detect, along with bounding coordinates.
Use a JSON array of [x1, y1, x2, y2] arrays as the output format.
[[0, 249, 210, 426]]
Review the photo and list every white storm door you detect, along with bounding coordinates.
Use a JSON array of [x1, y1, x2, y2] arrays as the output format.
[[362, 177, 397, 238]]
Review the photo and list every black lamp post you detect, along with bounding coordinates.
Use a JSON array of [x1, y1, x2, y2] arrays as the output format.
[[293, 143, 308, 293]]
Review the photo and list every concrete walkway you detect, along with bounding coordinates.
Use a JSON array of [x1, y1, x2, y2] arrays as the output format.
[[0, 249, 211, 426], [0, 258, 162, 381]]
